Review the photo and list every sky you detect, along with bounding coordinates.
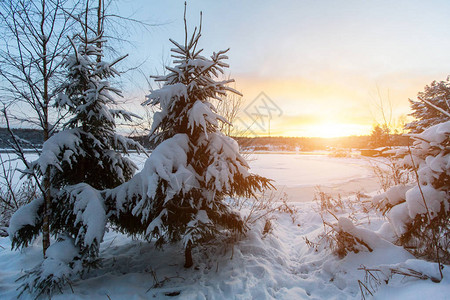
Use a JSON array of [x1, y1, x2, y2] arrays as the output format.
[[116, 0, 450, 137]]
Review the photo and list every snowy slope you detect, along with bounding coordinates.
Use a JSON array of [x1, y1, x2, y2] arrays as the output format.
[[1, 202, 448, 299]]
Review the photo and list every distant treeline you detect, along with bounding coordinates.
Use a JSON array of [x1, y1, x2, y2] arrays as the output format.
[[0, 128, 410, 151], [0, 128, 152, 150], [0, 128, 44, 148], [234, 135, 410, 151]]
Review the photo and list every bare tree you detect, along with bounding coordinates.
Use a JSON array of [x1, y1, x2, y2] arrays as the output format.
[[368, 85, 407, 147], [214, 86, 244, 137], [0, 0, 82, 256]]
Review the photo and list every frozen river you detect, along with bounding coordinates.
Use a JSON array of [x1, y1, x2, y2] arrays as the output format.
[[247, 153, 380, 201], [248, 153, 374, 188], [1, 152, 380, 202], [104, 152, 380, 201]]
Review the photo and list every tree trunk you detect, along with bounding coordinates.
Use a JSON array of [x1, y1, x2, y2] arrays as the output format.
[[40, 0, 50, 257], [96, 0, 103, 63], [41, 82, 51, 258], [184, 244, 193, 268], [42, 176, 51, 257]]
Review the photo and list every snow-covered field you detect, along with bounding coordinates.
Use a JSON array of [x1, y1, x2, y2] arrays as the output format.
[[248, 153, 380, 202], [0, 153, 448, 299]]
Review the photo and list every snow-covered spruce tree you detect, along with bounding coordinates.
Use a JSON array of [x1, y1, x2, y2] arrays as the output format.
[[108, 19, 271, 268], [406, 78, 450, 133], [8, 33, 143, 296]]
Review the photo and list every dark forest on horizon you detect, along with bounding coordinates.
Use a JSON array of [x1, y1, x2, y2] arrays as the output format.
[[0, 127, 410, 151]]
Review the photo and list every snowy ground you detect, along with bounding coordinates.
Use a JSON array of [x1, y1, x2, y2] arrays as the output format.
[[0, 153, 448, 299]]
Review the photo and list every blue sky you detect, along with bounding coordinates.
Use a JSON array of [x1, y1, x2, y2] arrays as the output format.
[[117, 0, 450, 137]]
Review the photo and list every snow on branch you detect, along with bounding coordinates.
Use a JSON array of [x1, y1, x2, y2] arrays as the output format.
[[63, 184, 107, 248], [143, 83, 188, 108], [108, 134, 197, 221], [188, 101, 226, 136], [31, 129, 83, 174], [421, 98, 450, 118]]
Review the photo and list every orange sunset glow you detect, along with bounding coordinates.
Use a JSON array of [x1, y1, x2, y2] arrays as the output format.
[[121, 1, 450, 138], [233, 75, 424, 137]]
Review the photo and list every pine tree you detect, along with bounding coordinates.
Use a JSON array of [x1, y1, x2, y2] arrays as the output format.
[[369, 124, 391, 148], [108, 13, 272, 268], [8, 32, 144, 296], [406, 78, 450, 133]]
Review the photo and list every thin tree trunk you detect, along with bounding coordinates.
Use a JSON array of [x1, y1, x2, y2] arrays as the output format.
[[42, 177, 51, 257], [41, 0, 51, 257], [184, 243, 193, 268], [96, 0, 103, 63]]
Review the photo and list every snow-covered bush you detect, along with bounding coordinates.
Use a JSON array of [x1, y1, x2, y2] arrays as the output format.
[[359, 259, 443, 298], [373, 121, 449, 264], [309, 188, 377, 257], [314, 211, 377, 258], [313, 187, 345, 212], [107, 19, 271, 268], [228, 190, 298, 230], [8, 32, 143, 296], [369, 156, 412, 192], [332, 217, 375, 258]]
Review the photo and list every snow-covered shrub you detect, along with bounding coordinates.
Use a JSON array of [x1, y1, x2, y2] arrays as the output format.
[[359, 259, 443, 297], [373, 121, 449, 264], [229, 191, 298, 229], [372, 184, 414, 214], [9, 197, 44, 250], [310, 189, 378, 257], [333, 217, 375, 257], [317, 216, 376, 258], [107, 19, 271, 268], [313, 186, 345, 212], [52, 184, 107, 266], [369, 156, 412, 192]]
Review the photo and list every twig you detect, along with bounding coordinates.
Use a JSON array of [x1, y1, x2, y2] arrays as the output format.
[[3, 109, 44, 194], [106, 236, 117, 249], [358, 280, 373, 300], [67, 280, 74, 293]]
